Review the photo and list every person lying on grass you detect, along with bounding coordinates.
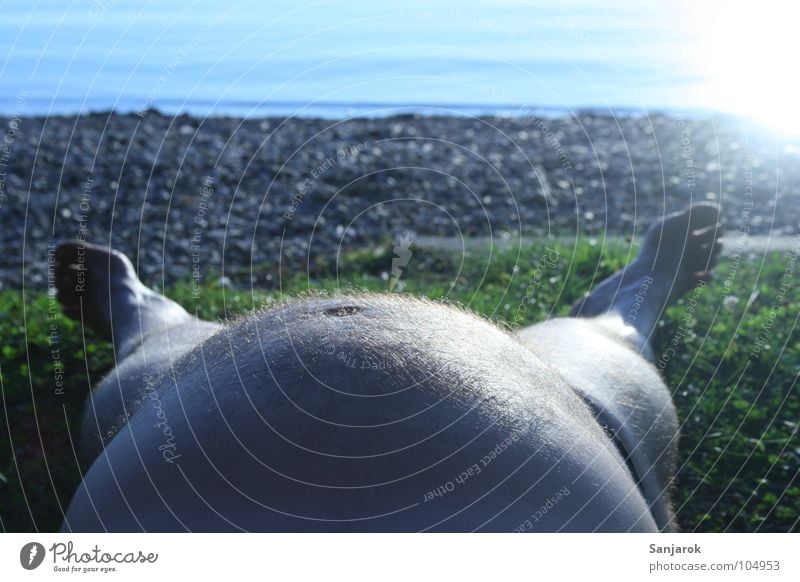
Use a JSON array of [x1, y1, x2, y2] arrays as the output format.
[[55, 203, 721, 532]]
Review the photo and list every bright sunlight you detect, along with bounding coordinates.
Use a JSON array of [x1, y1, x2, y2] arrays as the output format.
[[685, 0, 800, 135]]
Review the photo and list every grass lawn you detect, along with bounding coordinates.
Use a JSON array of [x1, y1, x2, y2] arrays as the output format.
[[1, 239, 797, 532]]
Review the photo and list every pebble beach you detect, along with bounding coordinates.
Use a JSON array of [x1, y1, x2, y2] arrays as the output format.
[[1, 111, 797, 290]]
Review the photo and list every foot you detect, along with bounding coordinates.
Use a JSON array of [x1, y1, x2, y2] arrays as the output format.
[[55, 241, 191, 355], [637, 202, 722, 303], [570, 203, 722, 337]]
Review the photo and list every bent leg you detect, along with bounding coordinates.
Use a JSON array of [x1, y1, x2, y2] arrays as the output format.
[[514, 204, 723, 531], [55, 241, 195, 358], [55, 241, 221, 460], [569, 203, 722, 359]]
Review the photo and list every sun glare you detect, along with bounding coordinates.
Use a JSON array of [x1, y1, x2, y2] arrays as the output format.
[[684, 1, 800, 135]]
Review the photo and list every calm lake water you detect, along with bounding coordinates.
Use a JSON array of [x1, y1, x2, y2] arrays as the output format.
[[0, 0, 719, 118]]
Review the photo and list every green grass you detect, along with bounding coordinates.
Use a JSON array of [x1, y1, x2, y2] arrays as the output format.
[[1, 240, 797, 532]]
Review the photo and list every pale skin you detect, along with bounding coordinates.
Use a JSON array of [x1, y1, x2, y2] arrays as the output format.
[[55, 203, 721, 532]]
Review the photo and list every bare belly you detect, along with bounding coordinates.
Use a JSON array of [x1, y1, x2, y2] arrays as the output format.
[[64, 295, 659, 532]]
